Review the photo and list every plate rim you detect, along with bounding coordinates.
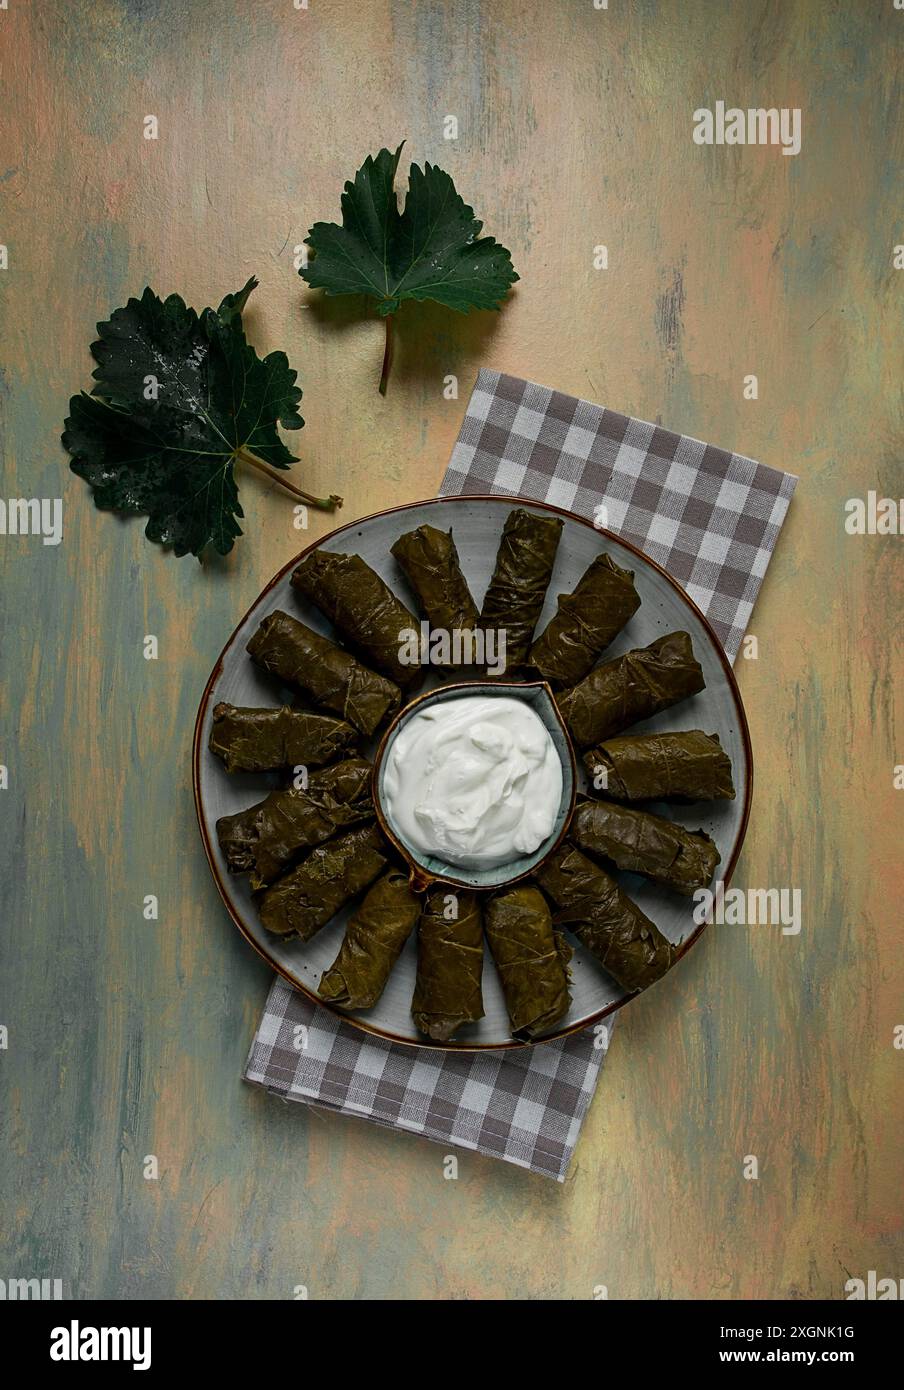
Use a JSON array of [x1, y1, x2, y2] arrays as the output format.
[[192, 493, 754, 1051]]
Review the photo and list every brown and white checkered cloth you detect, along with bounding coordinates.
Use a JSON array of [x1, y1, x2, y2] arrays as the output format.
[[244, 369, 797, 1181]]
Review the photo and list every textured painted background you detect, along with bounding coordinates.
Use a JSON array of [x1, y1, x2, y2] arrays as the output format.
[[1, 0, 902, 1300]]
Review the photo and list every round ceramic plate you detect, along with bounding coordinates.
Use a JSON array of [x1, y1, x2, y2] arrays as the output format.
[[193, 495, 752, 1050]]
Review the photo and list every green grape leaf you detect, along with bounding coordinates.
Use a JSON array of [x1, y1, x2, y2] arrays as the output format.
[[301, 145, 518, 387], [62, 278, 318, 559]]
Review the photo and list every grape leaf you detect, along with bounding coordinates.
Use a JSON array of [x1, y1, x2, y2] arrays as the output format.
[[300, 145, 518, 389], [62, 279, 325, 559]]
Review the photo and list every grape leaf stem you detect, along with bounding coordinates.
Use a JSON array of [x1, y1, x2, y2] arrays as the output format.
[[236, 448, 342, 511], [378, 313, 394, 395]]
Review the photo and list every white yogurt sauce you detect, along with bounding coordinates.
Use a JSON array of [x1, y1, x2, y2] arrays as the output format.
[[382, 695, 563, 869]]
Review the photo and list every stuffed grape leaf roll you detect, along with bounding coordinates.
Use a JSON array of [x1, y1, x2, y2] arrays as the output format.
[[570, 797, 719, 896], [480, 509, 563, 673], [246, 610, 400, 737], [291, 551, 422, 689], [557, 631, 705, 747], [257, 823, 387, 940], [484, 885, 572, 1041], [411, 888, 484, 1041], [215, 758, 374, 889], [390, 525, 480, 672], [529, 553, 641, 686], [584, 730, 735, 803], [536, 843, 676, 994], [208, 702, 357, 773], [318, 869, 421, 1010]]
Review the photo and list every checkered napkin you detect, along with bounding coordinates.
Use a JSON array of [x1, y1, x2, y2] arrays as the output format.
[[244, 369, 797, 1181]]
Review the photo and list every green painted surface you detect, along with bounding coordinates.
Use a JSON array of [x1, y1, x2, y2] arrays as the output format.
[[1, 0, 901, 1299]]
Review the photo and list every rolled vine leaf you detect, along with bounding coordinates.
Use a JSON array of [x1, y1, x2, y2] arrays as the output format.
[[484, 885, 572, 1042], [411, 888, 485, 1042]]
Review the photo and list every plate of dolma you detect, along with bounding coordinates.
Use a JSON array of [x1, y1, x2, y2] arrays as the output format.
[[194, 494, 751, 1049]]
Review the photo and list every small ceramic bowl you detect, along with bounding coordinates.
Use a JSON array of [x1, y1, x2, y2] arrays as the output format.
[[372, 679, 577, 893]]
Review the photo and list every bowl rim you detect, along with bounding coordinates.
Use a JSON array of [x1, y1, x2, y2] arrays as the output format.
[[192, 492, 754, 1051], [370, 677, 579, 893]]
